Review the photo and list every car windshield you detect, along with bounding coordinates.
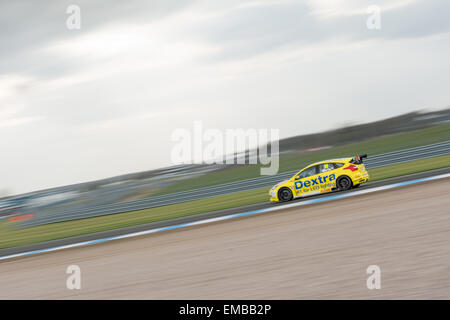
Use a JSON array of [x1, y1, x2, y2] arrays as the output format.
[[297, 165, 318, 179]]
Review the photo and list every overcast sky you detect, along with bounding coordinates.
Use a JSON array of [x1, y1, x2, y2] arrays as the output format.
[[1, 0, 450, 195]]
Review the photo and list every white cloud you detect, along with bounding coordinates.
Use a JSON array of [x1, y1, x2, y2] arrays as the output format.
[[0, 115, 44, 128], [0, 105, 44, 129], [0, 74, 34, 100], [305, 0, 418, 18], [79, 111, 170, 132]]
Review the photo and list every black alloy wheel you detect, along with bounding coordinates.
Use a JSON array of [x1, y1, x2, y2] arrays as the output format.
[[278, 188, 293, 202]]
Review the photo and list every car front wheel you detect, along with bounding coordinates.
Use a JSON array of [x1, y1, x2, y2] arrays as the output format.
[[278, 188, 293, 202]]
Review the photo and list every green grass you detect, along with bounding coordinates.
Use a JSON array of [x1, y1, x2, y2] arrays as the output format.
[[155, 122, 450, 195], [0, 154, 449, 250]]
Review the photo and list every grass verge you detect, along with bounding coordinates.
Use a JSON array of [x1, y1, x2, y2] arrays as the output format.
[[1, 155, 449, 250]]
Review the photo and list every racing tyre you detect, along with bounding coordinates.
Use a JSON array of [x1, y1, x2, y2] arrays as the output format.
[[337, 176, 353, 191], [278, 188, 293, 202]]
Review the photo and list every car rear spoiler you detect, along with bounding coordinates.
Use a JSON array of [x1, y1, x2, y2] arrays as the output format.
[[350, 154, 367, 164]]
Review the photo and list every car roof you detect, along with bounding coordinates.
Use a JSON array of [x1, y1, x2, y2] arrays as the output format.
[[305, 158, 351, 168], [292, 158, 353, 175], [322, 158, 351, 163]]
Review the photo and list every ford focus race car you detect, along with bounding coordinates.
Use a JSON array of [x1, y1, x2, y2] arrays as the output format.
[[269, 155, 370, 202]]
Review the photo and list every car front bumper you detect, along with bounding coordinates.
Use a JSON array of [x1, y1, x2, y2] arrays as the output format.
[[269, 190, 278, 202]]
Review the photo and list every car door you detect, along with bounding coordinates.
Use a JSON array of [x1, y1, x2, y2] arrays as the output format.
[[293, 164, 321, 197], [317, 163, 341, 192]]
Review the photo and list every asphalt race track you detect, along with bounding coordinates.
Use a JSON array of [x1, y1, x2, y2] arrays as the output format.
[[1, 175, 449, 299]]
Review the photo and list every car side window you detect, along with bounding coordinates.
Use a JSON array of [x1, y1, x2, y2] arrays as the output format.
[[298, 165, 319, 179], [320, 162, 344, 173], [319, 163, 334, 173]]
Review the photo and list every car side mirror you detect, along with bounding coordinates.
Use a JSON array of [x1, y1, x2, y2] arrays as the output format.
[[295, 176, 300, 180]]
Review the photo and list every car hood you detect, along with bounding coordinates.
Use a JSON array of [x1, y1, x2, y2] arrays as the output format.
[[271, 180, 288, 190]]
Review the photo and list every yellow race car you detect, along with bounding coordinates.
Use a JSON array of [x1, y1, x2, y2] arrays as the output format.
[[269, 155, 370, 202]]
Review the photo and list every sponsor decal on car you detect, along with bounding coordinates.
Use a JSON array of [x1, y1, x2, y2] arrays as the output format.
[[344, 164, 358, 171], [294, 174, 336, 189]]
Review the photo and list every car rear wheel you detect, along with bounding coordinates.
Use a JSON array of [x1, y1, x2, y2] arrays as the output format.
[[337, 176, 353, 191], [278, 188, 293, 202]]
